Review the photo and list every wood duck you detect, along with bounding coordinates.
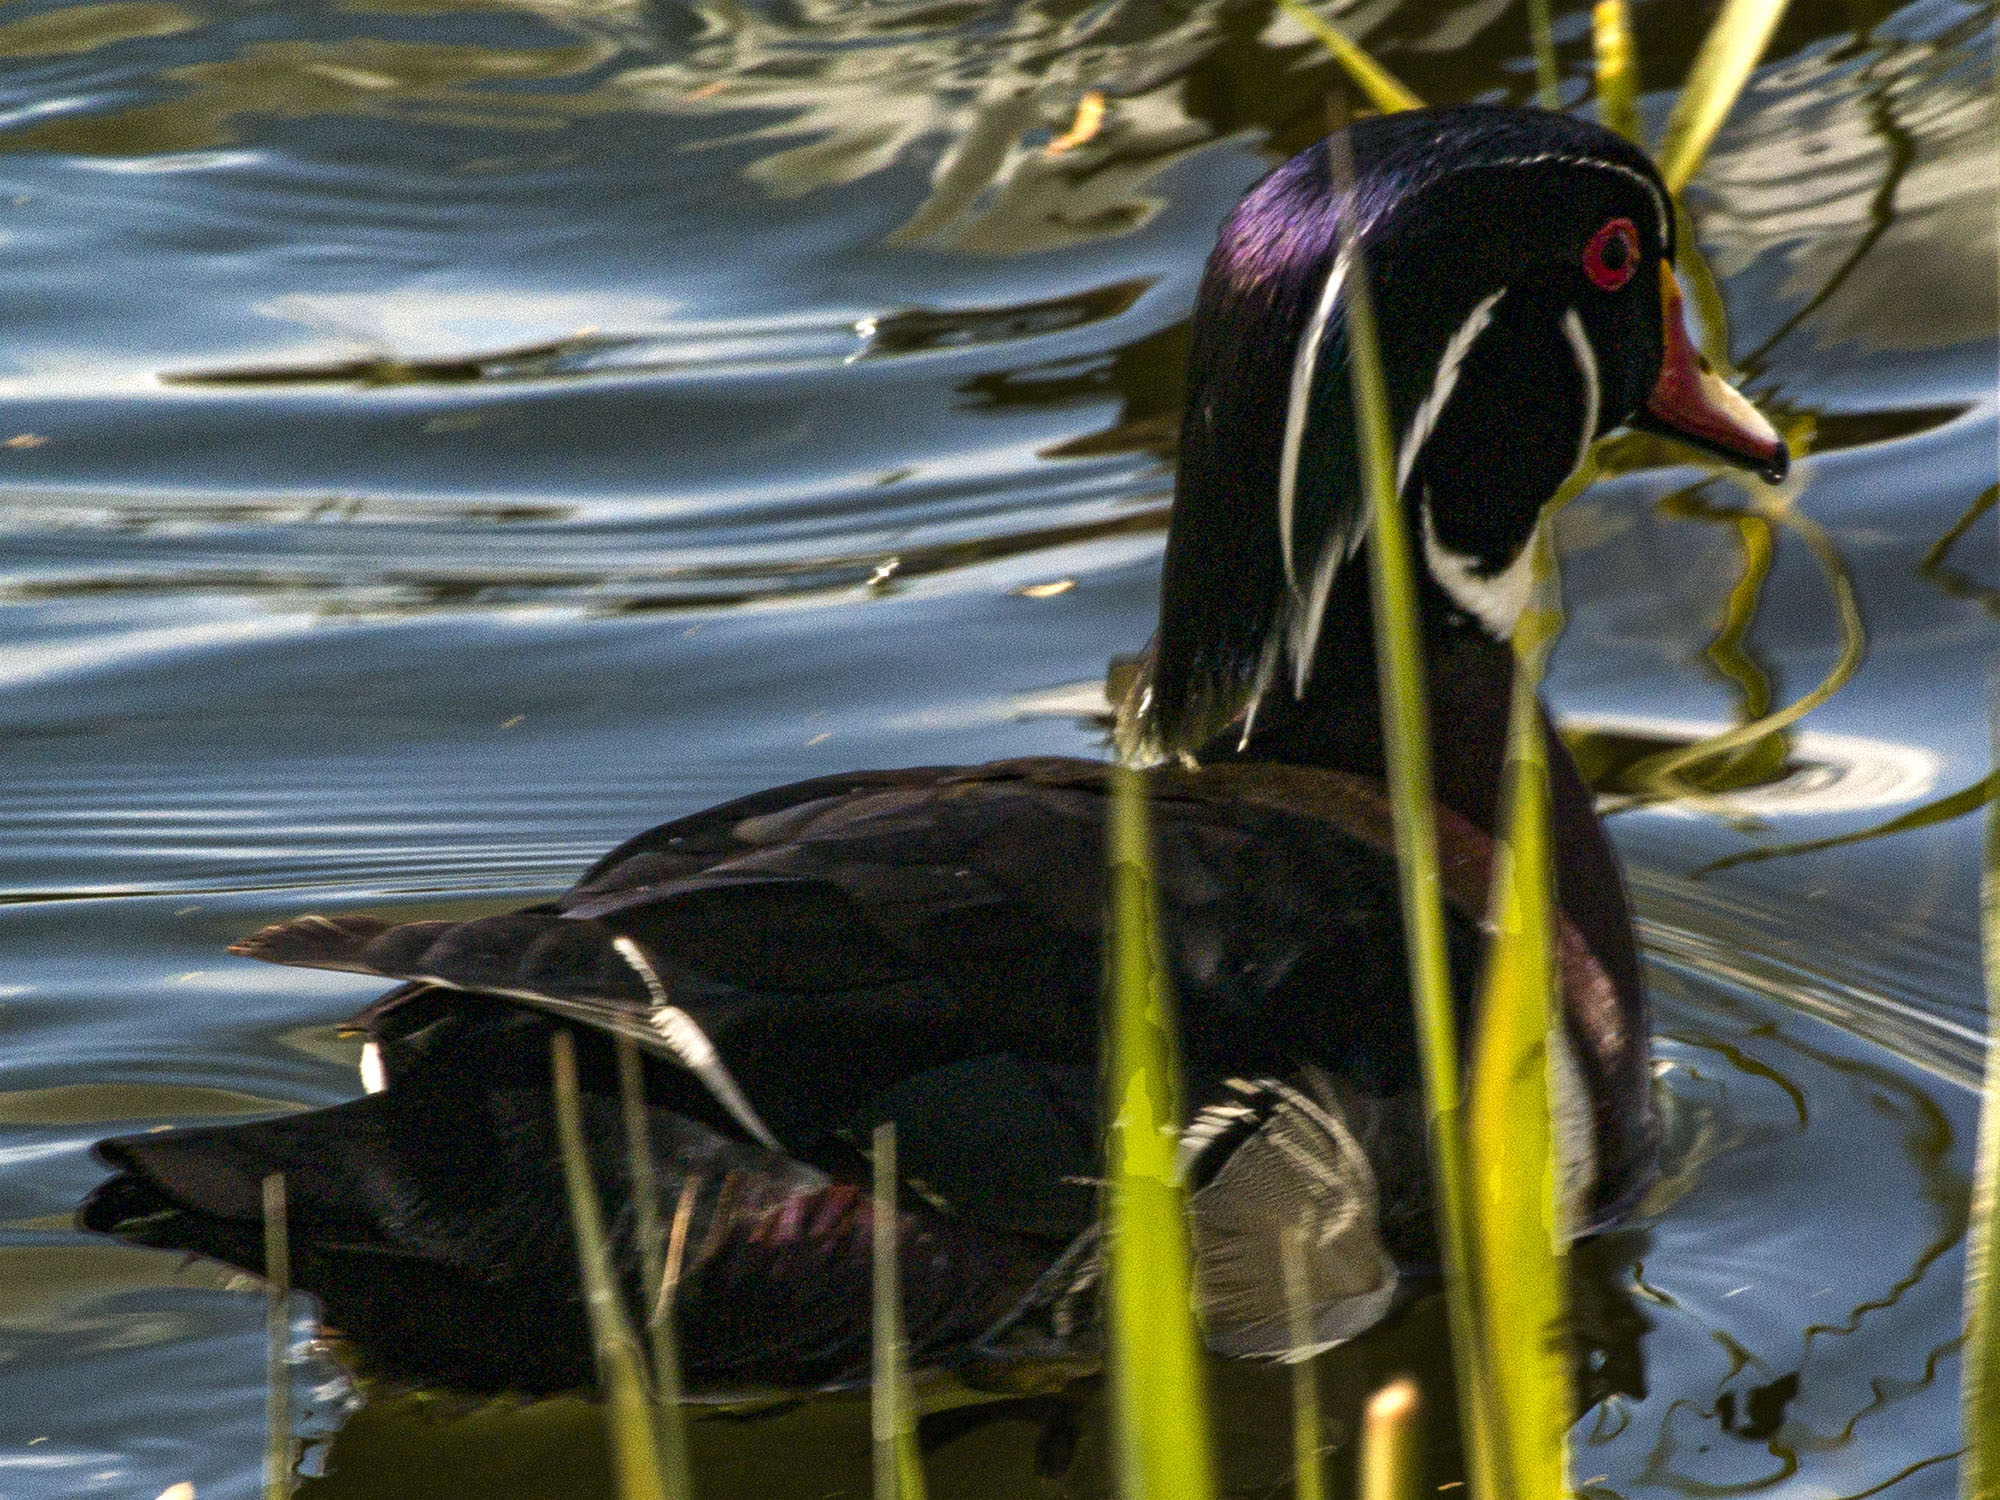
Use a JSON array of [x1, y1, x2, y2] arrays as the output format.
[[80, 105, 1786, 1396]]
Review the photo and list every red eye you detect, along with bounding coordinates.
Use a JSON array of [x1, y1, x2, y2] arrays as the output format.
[[1583, 217, 1640, 291]]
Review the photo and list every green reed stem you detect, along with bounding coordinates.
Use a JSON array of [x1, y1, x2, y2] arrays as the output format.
[[1104, 764, 1216, 1500], [1525, 0, 1561, 109], [1464, 529, 1573, 1500], [1359, 1378, 1421, 1500], [1655, 0, 1791, 194], [1333, 143, 1491, 1499], [552, 1030, 675, 1500], [263, 1172, 293, 1500], [1673, 205, 1741, 377], [871, 1122, 928, 1500], [1281, 1224, 1325, 1500], [617, 1034, 694, 1500], [1590, 0, 1642, 144], [1273, 0, 1423, 113], [1964, 717, 2000, 1500]]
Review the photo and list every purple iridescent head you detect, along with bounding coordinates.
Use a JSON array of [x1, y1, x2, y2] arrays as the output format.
[[1118, 105, 1783, 763]]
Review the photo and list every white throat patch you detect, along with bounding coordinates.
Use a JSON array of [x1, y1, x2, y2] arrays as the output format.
[[1421, 500, 1537, 639]]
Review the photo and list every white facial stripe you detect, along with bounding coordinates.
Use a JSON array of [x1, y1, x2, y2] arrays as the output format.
[[1237, 628, 1285, 751], [1288, 532, 1345, 699], [359, 1040, 387, 1095], [1421, 500, 1538, 639], [1559, 308, 1601, 474], [1395, 288, 1506, 493], [612, 935, 782, 1150], [1277, 248, 1351, 596], [1483, 152, 1671, 253], [1283, 289, 1504, 700]]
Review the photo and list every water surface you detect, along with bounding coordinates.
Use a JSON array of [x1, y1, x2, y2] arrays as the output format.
[[0, 0, 1994, 1494]]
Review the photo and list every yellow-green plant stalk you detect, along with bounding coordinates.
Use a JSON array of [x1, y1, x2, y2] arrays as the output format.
[[1103, 764, 1216, 1500], [1655, 0, 1790, 194], [263, 1172, 293, 1500], [1524, 0, 1561, 109], [1463, 528, 1572, 1500], [616, 1034, 694, 1499], [1696, 772, 2000, 875], [871, 1122, 928, 1500], [1963, 724, 2000, 1500], [1651, 0, 1793, 379], [1331, 134, 1490, 1495], [1280, 1225, 1325, 1500], [1358, 1378, 1421, 1500], [1590, 1, 1641, 144], [551, 1030, 676, 1500], [1272, 0, 1423, 113]]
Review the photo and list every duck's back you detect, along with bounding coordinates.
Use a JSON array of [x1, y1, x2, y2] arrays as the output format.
[[82, 757, 1651, 1393]]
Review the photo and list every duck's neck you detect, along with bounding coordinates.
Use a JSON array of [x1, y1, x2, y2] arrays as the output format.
[[1210, 567, 1642, 1011]]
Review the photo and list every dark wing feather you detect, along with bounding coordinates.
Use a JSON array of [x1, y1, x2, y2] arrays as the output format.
[[81, 1011, 1028, 1394], [224, 758, 1464, 1169], [219, 759, 1662, 1240]]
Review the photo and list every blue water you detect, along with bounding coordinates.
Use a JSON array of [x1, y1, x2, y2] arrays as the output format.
[[0, 0, 1994, 1493]]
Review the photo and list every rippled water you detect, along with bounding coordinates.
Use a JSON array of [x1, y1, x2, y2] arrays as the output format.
[[0, 0, 1995, 1494]]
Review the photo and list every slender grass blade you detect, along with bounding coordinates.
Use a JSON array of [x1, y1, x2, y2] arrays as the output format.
[[551, 1030, 675, 1500], [1590, 1, 1642, 144], [1525, 0, 1561, 109], [1272, 0, 1423, 113], [1359, 1379, 1421, 1500], [263, 1172, 293, 1500], [1672, 208, 1741, 377], [1103, 763, 1216, 1500], [1964, 699, 2000, 1500], [617, 1034, 694, 1500], [1654, 0, 1790, 194], [871, 1122, 928, 1500], [1281, 1225, 1325, 1500], [1326, 124, 1490, 1496], [1464, 532, 1572, 1500]]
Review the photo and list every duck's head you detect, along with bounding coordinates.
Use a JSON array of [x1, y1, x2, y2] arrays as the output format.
[[1123, 105, 1787, 761]]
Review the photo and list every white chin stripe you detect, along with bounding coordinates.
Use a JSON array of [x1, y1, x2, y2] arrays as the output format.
[[1421, 501, 1537, 640], [359, 1040, 387, 1095]]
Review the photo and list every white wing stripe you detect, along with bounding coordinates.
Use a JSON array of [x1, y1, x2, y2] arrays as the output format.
[[613, 936, 784, 1151]]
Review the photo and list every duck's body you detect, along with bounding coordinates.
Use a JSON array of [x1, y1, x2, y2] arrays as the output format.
[[80, 105, 1786, 1397]]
